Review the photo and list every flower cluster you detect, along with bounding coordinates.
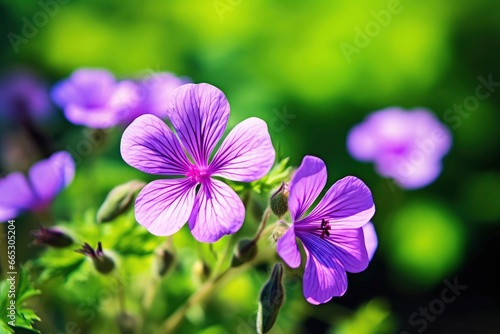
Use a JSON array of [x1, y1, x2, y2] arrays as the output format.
[[51, 68, 189, 128], [121, 82, 377, 303]]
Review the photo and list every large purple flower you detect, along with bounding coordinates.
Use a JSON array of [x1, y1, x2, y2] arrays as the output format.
[[347, 107, 452, 189], [121, 83, 275, 242], [51, 68, 138, 128], [277, 156, 375, 304], [0, 151, 75, 221]]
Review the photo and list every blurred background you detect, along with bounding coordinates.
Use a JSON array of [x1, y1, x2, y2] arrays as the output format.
[[1, 0, 499, 333]]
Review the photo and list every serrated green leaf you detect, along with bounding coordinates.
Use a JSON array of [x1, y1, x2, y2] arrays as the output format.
[[0, 267, 41, 333]]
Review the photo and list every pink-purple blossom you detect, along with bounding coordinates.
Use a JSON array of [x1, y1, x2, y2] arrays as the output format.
[[51, 68, 138, 128], [347, 107, 452, 189], [0, 151, 75, 221], [277, 155, 375, 304], [51, 69, 189, 128], [120, 83, 275, 242]]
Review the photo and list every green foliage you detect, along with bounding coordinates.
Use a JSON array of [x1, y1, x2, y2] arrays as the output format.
[[33, 209, 163, 285], [227, 157, 292, 196], [0, 267, 41, 333]]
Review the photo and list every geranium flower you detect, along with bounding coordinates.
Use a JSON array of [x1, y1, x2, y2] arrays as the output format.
[[0, 151, 75, 221], [121, 83, 275, 242], [347, 107, 452, 189], [277, 155, 375, 304], [51, 68, 138, 128]]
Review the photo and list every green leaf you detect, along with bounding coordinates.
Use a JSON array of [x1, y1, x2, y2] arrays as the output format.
[[226, 157, 293, 196], [0, 267, 41, 333]]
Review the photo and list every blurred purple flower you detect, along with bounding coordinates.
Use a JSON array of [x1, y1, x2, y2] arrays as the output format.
[[51, 68, 138, 128], [347, 107, 452, 189], [0, 151, 75, 221], [121, 72, 190, 124], [277, 156, 375, 304], [0, 69, 52, 122], [121, 83, 275, 242]]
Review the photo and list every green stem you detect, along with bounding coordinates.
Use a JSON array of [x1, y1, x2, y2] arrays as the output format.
[[253, 207, 272, 242], [141, 237, 174, 331], [160, 265, 250, 333], [212, 233, 235, 277], [114, 273, 126, 313], [141, 276, 159, 316]]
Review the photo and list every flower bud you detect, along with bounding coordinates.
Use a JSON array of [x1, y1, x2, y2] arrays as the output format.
[[192, 260, 211, 283], [271, 221, 290, 243], [231, 238, 257, 267], [156, 248, 175, 277], [257, 263, 285, 334], [76, 242, 115, 274], [96, 180, 146, 223], [116, 312, 137, 334], [31, 225, 73, 248], [269, 182, 289, 217]]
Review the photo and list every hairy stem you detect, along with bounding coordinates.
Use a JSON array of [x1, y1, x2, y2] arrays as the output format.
[[253, 207, 272, 242]]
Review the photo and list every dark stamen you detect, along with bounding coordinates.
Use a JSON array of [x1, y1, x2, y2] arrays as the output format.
[[320, 219, 331, 239]]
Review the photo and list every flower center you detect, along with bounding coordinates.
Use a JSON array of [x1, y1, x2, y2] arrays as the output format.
[[320, 219, 331, 239], [186, 165, 209, 184]]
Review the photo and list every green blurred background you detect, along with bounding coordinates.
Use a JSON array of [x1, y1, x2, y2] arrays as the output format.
[[1, 0, 500, 333]]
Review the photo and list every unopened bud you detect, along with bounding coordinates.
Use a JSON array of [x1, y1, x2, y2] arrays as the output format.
[[156, 248, 175, 277], [193, 260, 211, 283], [96, 180, 146, 223], [76, 242, 115, 274], [31, 225, 73, 248], [231, 238, 257, 267], [269, 182, 289, 217], [257, 263, 285, 334], [116, 312, 137, 334], [271, 221, 290, 243]]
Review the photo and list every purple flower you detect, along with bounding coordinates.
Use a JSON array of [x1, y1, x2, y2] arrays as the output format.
[[121, 83, 275, 242], [0, 69, 52, 122], [347, 107, 452, 189], [277, 156, 375, 304], [121, 72, 190, 124], [0, 151, 75, 221], [51, 68, 138, 128]]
